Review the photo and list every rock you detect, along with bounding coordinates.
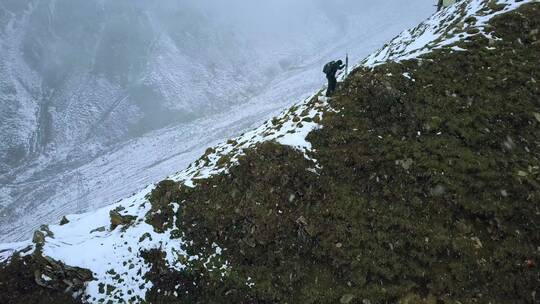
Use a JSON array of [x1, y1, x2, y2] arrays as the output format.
[[59, 216, 69, 225], [533, 112, 540, 123], [32, 230, 46, 246], [90, 226, 107, 233], [503, 136, 515, 150], [32, 225, 54, 246], [296, 216, 308, 226], [109, 210, 136, 230], [464, 16, 477, 24], [430, 185, 446, 196], [471, 236, 483, 249], [340, 294, 355, 304], [288, 194, 296, 203], [517, 171, 528, 177], [40, 225, 54, 238], [139, 232, 152, 243], [33, 253, 93, 296], [396, 158, 414, 170], [296, 216, 315, 239]]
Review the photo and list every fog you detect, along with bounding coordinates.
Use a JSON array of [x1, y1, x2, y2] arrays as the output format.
[[0, 0, 433, 172], [0, 0, 434, 241]]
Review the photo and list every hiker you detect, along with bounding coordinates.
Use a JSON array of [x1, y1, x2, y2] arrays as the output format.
[[437, 0, 443, 10], [323, 60, 345, 97], [437, 0, 456, 11]]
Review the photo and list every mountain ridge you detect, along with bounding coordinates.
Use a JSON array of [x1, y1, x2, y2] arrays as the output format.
[[1, 0, 539, 303]]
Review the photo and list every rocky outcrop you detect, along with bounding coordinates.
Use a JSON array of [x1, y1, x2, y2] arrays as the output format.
[[109, 208, 137, 230], [0, 224, 96, 303], [32, 254, 93, 297]]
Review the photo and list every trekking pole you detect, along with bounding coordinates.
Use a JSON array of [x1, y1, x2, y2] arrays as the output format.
[[345, 53, 349, 77]]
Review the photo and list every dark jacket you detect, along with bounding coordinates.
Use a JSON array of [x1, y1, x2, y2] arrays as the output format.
[[326, 61, 345, 78]]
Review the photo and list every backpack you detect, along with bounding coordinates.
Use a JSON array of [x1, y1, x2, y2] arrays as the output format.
[[323, 61, 334, 74]]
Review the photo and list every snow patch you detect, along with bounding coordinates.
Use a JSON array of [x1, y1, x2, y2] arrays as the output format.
[[171, 92, 329, 187], [402, 72, 415, 81]]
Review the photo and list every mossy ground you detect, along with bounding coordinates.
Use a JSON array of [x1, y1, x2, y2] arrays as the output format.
[[0, 3, 538, 304], [145, 4, 540, 304]]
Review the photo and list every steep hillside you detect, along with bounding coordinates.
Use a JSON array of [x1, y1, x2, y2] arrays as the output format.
[[0, 0, 433, 242], [1, 0, 539, 303]]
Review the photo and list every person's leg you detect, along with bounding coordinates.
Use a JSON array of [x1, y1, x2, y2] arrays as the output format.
[[326, 76, 332, 97], [326, 76, 336, 97]]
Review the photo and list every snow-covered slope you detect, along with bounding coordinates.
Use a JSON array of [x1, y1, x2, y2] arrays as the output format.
[[362, 0, 535, 66], [1, 1, 536, 303], [0, 0, 434, 242]]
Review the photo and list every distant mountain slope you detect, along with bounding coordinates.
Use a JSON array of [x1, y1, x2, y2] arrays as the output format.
[[0, 0, 433, 242], [1, 0, 539, 303]]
